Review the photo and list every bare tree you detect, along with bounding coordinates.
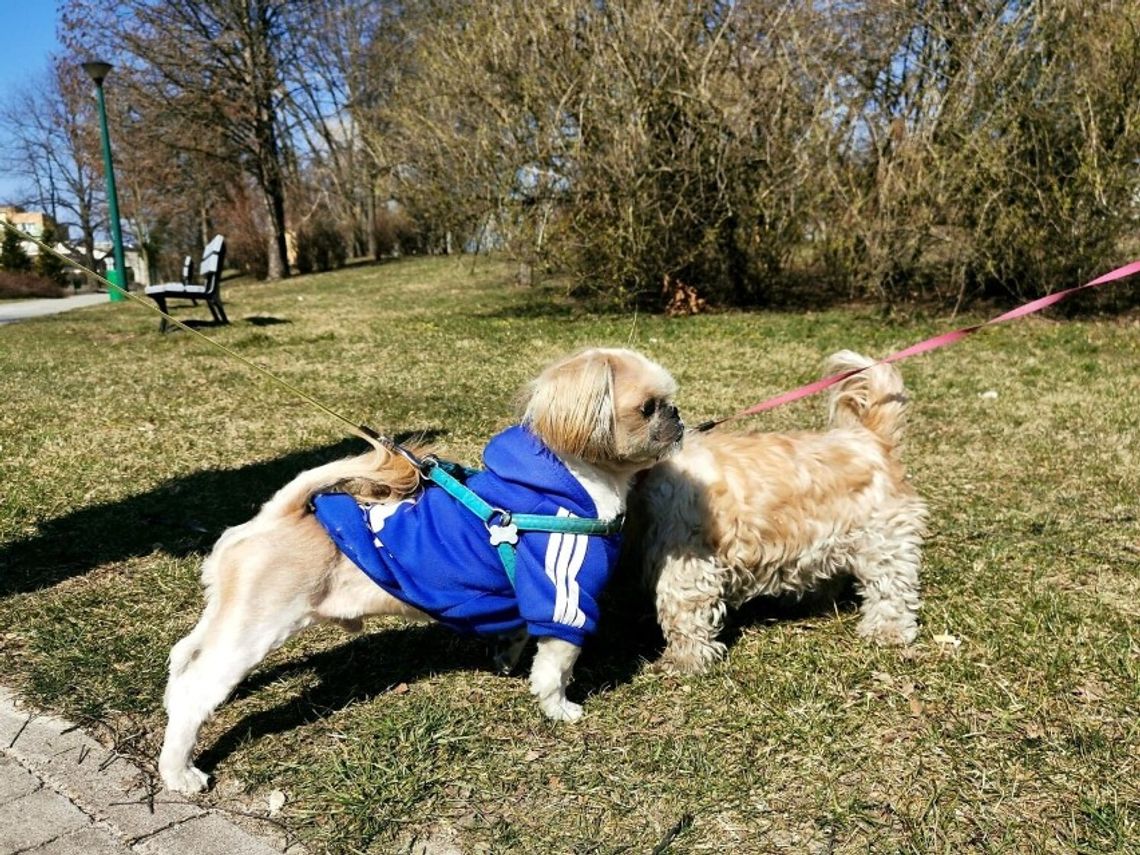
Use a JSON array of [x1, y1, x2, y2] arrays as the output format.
[[0, 61, 104, 270], [285, 0, 401, 260], [61, 0, 305, 279]]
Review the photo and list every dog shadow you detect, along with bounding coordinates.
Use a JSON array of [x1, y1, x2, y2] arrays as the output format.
[[195, 623, 488, 775], [191, 582, 857, 777], [0, 429, 448, 596], [588, 567, 858, 687], [721, 579, 860, 648], [196, 615, 661, 776], [195, 596, 662, 776]]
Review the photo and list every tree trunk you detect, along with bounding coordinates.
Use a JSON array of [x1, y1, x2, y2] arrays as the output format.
[[366, 184, 377, 260], [199, 205, 210, 249], [264, 183, 290, 280], [256, 124, 290, 279]]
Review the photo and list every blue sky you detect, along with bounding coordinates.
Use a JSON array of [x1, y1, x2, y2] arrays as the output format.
[[0, 1, 62, 205]]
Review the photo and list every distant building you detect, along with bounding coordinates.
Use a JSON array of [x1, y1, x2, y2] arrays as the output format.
[[1, 205, 150, 287], [0, 205, 61, 256]]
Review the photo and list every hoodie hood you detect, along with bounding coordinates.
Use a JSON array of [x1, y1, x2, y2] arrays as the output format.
[[481, 425, 599, 518]]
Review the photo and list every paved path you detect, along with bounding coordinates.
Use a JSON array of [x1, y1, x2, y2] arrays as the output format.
[[0, 688, 300, 855], [0, 294, 112, 325]]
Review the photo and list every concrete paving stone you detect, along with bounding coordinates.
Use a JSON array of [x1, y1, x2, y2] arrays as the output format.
[[1, 691, 295, 854], [0, 689, 36, 750], [0, 696, 202, 842], [0, 787, 90, 853], [19, 738, 203, 842], [6, 714, 96, 768], [24, 824, 129, 855], [0, 754, 41, 804], [135, 813, 284, 855]]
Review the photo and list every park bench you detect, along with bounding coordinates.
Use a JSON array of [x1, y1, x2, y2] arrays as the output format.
[[144, 234, 228, 332]]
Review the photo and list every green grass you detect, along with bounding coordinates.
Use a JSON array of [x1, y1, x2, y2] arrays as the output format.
[[1, 256, 1138, 853]]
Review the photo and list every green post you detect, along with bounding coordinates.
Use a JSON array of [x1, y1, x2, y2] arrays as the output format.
[[82, 60, 127, 302]]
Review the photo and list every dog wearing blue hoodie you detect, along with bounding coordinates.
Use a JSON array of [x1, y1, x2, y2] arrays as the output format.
[[159, 347, 682, 793]]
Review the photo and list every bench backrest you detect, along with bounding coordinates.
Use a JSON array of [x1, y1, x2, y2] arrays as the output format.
[[199, 235, 226, 293], [181, 256, 195, 285]]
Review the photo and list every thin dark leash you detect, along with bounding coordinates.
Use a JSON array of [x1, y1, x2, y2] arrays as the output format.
[[1, 220, 403, 455], [6, 220, 622, 581]]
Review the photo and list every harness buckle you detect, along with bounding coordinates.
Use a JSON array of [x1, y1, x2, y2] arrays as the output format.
[[485, 508, 519, 546], [403, 448, 431, 471]]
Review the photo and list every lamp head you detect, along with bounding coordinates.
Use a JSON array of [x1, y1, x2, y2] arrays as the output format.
[[82, 60, 113, 85]]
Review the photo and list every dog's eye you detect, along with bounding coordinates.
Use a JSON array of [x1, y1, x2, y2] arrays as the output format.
[[640, 399, 658, 419]]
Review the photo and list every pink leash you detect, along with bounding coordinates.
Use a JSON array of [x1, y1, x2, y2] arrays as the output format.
[[694, 260, 1140, 432]]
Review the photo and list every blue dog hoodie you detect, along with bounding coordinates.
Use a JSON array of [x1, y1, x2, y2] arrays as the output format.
[[310, 425, 621, 646]]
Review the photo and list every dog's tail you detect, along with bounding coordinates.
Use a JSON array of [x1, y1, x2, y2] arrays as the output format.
[[258, 445, 422, 519], [825, 350, 909, 452]]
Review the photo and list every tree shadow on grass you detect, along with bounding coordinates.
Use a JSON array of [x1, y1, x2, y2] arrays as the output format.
[[470, 270, 874, 322], [0, 429, 446, 596]]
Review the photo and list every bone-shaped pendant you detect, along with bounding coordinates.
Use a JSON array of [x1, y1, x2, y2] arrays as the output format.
[[488, 523, 519, 546]]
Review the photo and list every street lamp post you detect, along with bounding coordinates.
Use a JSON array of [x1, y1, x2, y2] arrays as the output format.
[[82, 59, 127, 302]]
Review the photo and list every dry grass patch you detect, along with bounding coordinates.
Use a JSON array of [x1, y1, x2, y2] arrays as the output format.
[[1, 257, 1137, 853]]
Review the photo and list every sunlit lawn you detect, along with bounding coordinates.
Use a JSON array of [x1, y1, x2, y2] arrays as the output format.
[[1, 256, 1137, 853]]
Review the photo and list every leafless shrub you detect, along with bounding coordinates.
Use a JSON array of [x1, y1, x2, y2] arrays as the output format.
[[213, 184, 271, 281], [372, 207, 418, 257], [295, 217, 348, 274], [375, 0, 1139, 309], [0, 271, 67, 299]]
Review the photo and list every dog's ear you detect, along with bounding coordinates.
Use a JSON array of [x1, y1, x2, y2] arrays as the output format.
[[522, 350, 616, 462]]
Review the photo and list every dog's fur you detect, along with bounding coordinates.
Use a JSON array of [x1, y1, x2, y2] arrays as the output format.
[[630, 350, 926, 674], [159, 347, 681, 793]]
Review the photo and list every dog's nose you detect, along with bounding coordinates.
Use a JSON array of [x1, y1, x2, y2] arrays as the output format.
[[669, 406, 684, 440]]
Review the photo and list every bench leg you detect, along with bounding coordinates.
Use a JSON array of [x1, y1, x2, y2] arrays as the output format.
[[209, 297, 229, 325], [151, 295, 170, 332]]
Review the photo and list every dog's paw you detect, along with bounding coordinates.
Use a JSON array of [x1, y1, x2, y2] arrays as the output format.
[[161, 765, 210, 794], [540, 697, 583, 723], [858, 619, 918, 646], [652, 640, 726, 675]]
